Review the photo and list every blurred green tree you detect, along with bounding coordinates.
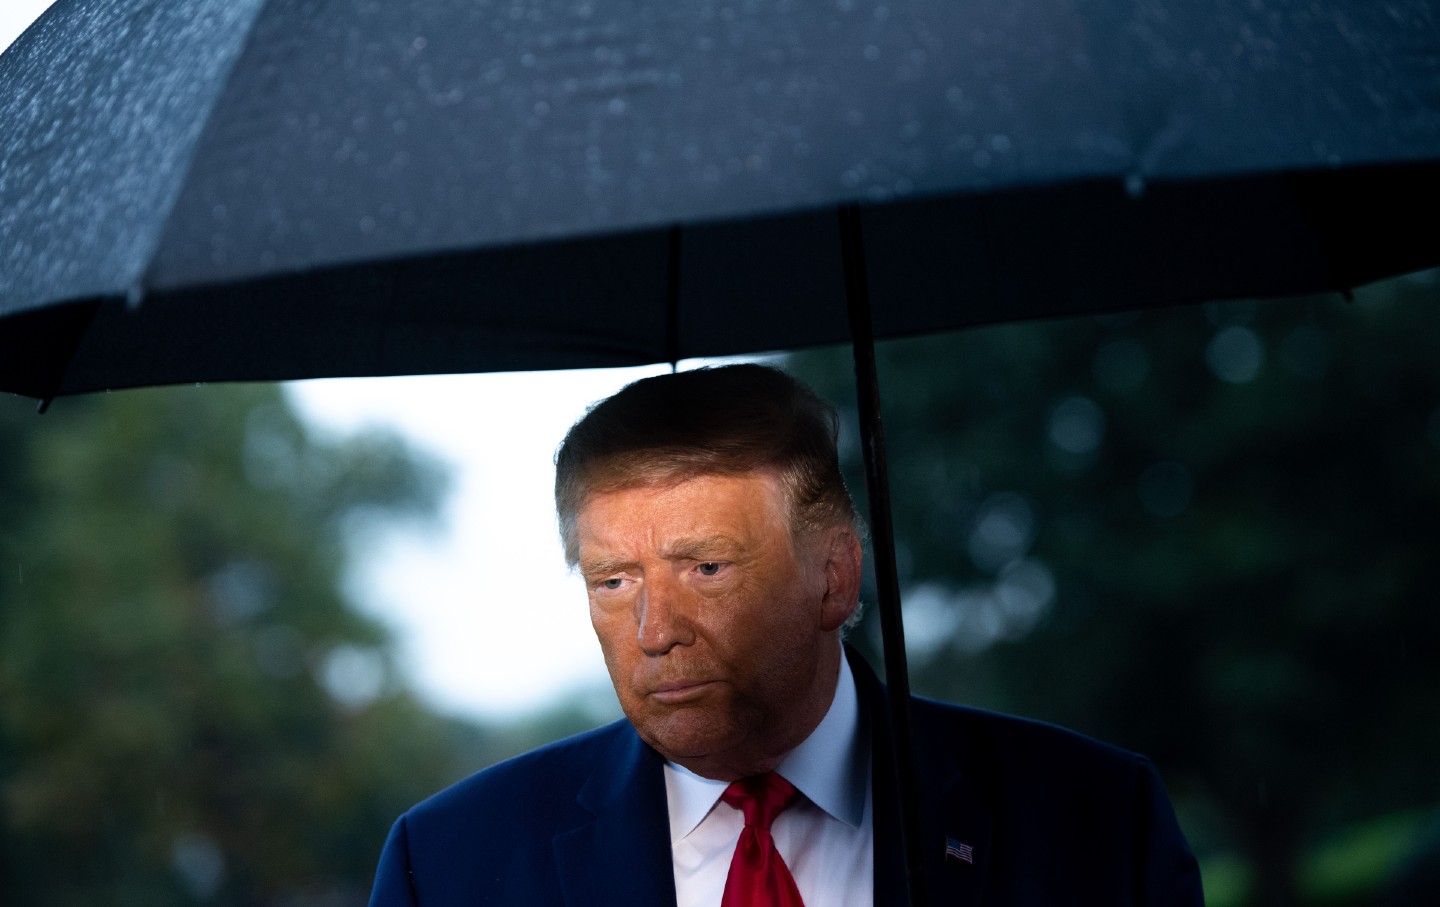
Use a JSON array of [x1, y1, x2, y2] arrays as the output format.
[[792, 272, 1440, 906], [0, 384, 480, 905]]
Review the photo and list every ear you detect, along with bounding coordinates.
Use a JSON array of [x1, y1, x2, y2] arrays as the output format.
[[817, 526, 864, 633]]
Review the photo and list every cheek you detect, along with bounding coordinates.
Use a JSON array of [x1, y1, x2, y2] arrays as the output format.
[[591, 605, 654, 692], [737, 584, 819, 668], [593, 620, 627, 654], [589, 587, 634, 628], [589, 601, 630, 660]]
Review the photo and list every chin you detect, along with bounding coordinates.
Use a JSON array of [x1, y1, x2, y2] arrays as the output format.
[[637, 714, 785, 780], [636, 710, 741, 763]]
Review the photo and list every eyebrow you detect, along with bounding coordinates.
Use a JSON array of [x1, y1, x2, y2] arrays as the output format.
[[578, 556, 638, 579], [578, 532, 748, 581], [579, 534, 747, 578], [661, 534, 743, 562]]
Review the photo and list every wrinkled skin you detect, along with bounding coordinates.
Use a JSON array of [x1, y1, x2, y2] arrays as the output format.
[[577, 470, 862, 780]]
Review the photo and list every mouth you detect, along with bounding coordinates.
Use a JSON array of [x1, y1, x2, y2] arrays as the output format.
[[648, 680, 718, 704]]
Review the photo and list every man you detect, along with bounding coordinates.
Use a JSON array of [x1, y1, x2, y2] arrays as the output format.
[[368, 364, 1203, 906]]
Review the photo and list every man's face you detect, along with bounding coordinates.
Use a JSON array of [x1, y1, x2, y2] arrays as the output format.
[[576, 470, 858, 780]]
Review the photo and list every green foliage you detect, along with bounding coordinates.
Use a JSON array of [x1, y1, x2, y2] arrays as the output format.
[[791, 271, 1440, 906], [0, 384, 477, 905], [1299, 811, 1430, 904]]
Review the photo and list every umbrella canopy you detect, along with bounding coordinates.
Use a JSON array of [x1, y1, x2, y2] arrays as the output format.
[[2, 0, 1439, 399]]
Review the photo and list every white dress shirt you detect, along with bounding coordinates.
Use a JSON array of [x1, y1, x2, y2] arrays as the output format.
[[664, 653, 873, 907]]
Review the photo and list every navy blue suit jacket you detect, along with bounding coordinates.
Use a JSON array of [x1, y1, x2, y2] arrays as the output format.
[[369, 651, 1203, 905]]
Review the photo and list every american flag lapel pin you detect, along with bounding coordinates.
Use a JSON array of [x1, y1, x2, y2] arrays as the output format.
[[944, 836, 975, 865]]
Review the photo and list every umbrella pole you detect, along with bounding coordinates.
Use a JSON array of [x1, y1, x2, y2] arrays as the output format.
[[838, 204, 928, 907]]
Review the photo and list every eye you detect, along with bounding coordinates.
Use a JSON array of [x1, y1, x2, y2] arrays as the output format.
[[697, 562, 721, 576], [599, 577, 625, 590]]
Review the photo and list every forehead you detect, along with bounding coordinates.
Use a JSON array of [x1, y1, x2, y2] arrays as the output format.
[[576, 471, 791, 552]]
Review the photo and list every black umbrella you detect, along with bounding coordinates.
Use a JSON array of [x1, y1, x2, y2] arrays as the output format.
[[4, 0, 1440, 902], [4, 0, 1439, 398]]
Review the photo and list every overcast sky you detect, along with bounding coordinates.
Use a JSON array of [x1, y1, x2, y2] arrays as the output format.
[[286, 370, 663, 720]]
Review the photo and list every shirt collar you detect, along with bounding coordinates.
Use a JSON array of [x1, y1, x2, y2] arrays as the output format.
[[664, 652, 868, 842]]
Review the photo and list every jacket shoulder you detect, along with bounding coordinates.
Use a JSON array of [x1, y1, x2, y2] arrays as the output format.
[[912, 696, 1143, 768], [908, 696, 1165, 828], [906, 697, 1203, 905], [369, 720, 641, 906], [406, 718, 632, 831]]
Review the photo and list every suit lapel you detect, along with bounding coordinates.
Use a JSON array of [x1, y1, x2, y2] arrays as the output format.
[[553, 726, 677, 906], [928, 764, 994, 906], [549, 652, 998, 907], [849, 646, 993, 907]]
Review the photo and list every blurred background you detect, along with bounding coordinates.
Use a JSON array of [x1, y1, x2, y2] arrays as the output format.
[[791, 272, 1440, 907], [3, 272, 1438, 906]]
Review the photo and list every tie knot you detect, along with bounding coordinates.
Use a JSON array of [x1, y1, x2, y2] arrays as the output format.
[[721, 772, 799, 831]]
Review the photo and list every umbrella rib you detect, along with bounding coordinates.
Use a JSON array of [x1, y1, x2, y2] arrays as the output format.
[[665, 226, 682, 368], [128, 0, 276, 299]]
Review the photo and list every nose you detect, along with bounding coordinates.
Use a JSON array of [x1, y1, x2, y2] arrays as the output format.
[[637, 573, 693, 656]]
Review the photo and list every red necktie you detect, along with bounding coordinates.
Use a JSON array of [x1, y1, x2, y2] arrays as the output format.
[[720, 772, 806, 907]]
